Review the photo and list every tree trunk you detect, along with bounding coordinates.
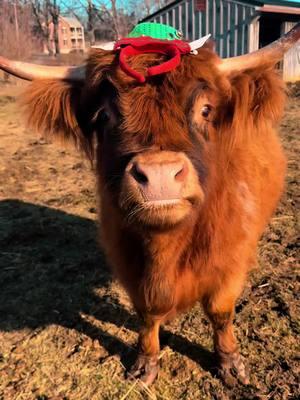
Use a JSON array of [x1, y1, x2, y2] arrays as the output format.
[[53, 16, 59, 55], [110, 0, 120, 39], [87, 0, 95, 45], [31, 1, 53, 56], [88, 28, 95, 46], [50, 0, 60, 56]]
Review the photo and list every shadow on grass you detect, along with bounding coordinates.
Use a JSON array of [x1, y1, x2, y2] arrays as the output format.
[[0, 199, 215, 372]]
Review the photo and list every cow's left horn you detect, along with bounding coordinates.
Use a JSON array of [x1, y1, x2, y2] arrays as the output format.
[[0, 56, 86, 81], [219, 22, 300, 73]]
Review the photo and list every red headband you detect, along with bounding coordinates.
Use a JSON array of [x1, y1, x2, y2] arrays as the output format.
[[114, 37, 191, 83]]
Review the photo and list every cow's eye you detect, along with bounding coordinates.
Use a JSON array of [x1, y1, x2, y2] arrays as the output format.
[[201, 104, 212, 119], [92, 108, 110, 126], [98, 110, 110, 124]]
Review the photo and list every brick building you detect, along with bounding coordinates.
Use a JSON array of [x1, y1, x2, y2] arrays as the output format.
[[47, 16, 85, 54]]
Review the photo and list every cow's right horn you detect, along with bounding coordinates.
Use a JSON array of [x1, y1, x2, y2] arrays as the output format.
[[0, 56, 86, 81], [219, 22, 300, 73]]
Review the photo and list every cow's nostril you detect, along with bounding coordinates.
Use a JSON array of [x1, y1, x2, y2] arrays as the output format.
[[174, 163, 188, 182], [130, 163, 148, 184], [175, 167, 184, 179]]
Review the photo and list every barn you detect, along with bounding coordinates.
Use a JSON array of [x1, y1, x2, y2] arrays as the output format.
[[142, 0, 300, 81]]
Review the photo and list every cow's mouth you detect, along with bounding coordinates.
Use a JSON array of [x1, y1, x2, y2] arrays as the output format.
[[121, 197, 195, 228]]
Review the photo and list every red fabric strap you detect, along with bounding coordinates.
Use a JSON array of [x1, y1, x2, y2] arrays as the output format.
[[114, 37, 191, 83]]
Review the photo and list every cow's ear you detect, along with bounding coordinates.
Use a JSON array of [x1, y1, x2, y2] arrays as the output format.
[[249, 69, 285, 124], [22, 79, 93, 160], [230, 69, 286, 126]]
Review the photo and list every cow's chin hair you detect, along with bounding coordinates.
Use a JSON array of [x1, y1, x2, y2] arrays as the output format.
[[120, 199, 196, 230]]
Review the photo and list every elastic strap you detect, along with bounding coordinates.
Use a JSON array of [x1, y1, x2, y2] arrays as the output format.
[[118, 43, 183, 83]]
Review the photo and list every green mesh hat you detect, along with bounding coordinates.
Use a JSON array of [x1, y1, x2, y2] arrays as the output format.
[[128, 22, 183, 41]]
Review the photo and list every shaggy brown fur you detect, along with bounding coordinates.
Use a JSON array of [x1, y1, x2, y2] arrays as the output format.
[[21, 45, 286, 386]]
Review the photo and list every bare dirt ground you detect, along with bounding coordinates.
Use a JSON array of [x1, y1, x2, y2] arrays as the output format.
[[0, 82, 299, 400]]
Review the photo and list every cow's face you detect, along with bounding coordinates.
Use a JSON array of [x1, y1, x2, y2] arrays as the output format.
[[84, 63, 225, 229]]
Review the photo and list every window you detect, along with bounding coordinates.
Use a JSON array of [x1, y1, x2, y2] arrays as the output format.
[[61, 27, 66, 34], [70, 27, 75, 33], [77, 38, 83, 47], [63, 39, 67, 46], [71, 38, 76, 48], [76, 27, 82, 33]]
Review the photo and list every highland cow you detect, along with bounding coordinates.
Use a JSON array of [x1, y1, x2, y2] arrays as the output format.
[[1, 23, 299, 386]]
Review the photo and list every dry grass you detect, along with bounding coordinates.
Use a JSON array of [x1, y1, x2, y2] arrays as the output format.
[[0, 84, 299, 400]]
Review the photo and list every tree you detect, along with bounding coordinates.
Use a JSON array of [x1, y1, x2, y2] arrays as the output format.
[[95, 0, 135, 39], [87, 0, 101, 45], [48, 0, 60, 55], [0, 0, 40, 59], [128, 0, 172, 20], [110, 0, 120, 38], [31, 0, 52, 55], [31, 0, 61, 56]]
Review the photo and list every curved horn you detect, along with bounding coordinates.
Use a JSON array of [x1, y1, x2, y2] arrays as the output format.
[[219, 22, 300, 73], [0, 56, 86, 81]]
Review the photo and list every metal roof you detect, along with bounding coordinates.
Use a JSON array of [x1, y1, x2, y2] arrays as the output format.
[[142, 0, 300, 21]]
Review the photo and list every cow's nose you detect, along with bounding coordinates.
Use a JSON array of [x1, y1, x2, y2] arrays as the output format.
[[129, 160, 188, 201]]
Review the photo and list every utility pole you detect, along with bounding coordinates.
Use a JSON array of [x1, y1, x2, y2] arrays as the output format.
[[14, 1, 20, 56]]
